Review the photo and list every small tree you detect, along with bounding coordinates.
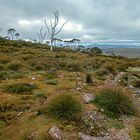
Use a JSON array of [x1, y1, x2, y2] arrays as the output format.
[[91, 47, 102, 54], [15, 33, 20, 40], [44, 11, 69, 51], [7, 28, 16, 40]]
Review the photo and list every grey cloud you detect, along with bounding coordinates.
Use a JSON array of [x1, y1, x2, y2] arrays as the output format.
[[0, 0, 140, 41]]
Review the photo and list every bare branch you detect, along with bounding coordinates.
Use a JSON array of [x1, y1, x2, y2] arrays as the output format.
[[44, 19, 51, 35], [54, 19, 69, 35], [37, 27, 47, 43]]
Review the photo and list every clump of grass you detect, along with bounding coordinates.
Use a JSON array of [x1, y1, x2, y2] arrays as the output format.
[[106, 119, 125, 129], [66, 61, 81, 71], [0, 71, 9, 80], [4, 83, 37, 94], [34, 90, 46, 98], [94, 87, 136, 117], [119, 74, 128, 86], [96, 62, 117, 76], [45, 79, 58, 85], [46, 93, 82, 121], [0, 64, 4, 71], [46, 68, 58, 80]]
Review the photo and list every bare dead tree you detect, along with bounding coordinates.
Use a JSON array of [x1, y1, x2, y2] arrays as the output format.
[[44, 11, 69, 51], [37, 28, 47, 43]]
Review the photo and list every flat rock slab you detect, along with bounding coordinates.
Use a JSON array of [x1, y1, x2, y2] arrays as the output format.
[[48, 126, 62, 140], [83, 94, 94, 103], [79, 133, 110, 140]]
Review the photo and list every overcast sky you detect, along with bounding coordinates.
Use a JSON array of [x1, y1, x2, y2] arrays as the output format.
[[0, 0, 140, 41]]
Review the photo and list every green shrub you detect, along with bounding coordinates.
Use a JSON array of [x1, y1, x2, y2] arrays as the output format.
[[0, 64, 4, 71], [5, 83, 37, 94], [96, 68, 108, 76], [0, 57, 10, 64], [10, 72, 24, 79], [119, 74, 128, 86], [94, 87, 136, 117], [46, 93, 82, 121], [96, 62, 117, 76], [66, 61, 81, 71], [48, 68, 57, 75], [45, 79, 58, 85], [34, 90, 46, 98], [33, 63, 46, 71], [0, 71, 9, 80], [0, 71, 23, 80], [6, 62, 22, 71]]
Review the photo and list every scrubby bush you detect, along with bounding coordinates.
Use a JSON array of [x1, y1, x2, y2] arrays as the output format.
[[119, 74, 128, 86], [45, 79, 58, 85], [66, 61, 81, 71], [34, 90, 46, 98], [5, 83, 37, 93], [48, 68, 57, 74], [0, 57, 11, 64], [0, 64, 4, 71], [55, 53, 66, 58], [96, 68, 108, 76], [131, 80, 140, 88], [94, 87, 136, 117], [101, 62, 117, 75], [0, 71, 9, 80], [6, 62, 22, 71], [46, 93, 82, 121]]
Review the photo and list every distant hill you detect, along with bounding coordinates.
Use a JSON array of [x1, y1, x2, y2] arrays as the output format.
[[104, 47, 140, 58]]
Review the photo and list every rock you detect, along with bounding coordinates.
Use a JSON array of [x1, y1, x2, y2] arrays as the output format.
[[27, 82, 36, 87], [83, 94, 94, 103], [109, 128, 131, 140], [135, 88, 140, 94], [32, 77, 36, 80], [100, 108, 104, 113], [26, 132, 35, 140], [79, 133, 110, 140], [76, 87, 82, 91], [80, 111, 107, 137], [17, 111, 23, 116], [57, 74, 64, 78], [48, 126, 62, 140]]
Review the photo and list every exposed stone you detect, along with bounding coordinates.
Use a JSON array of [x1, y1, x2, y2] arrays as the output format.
[[79, 133, 110, 140], [48, 126, 62, 140], [17, 111, 23, 116], [100, 108, 104, 113], [109, 128, 131, 140], [26, 132, 35, 140], [83, 94, 94, 103], [76, 87, 82, 91], [79, 111, 108, 137], [32, 77, 36, 80], [79, 128, 131, 140], [135, 88, 140, 94]]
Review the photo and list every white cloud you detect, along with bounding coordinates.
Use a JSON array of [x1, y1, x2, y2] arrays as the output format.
[[18, 19, 42, 26]]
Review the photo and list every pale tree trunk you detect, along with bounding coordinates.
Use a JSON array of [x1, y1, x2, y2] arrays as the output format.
[[44, 11, 69, 51]]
